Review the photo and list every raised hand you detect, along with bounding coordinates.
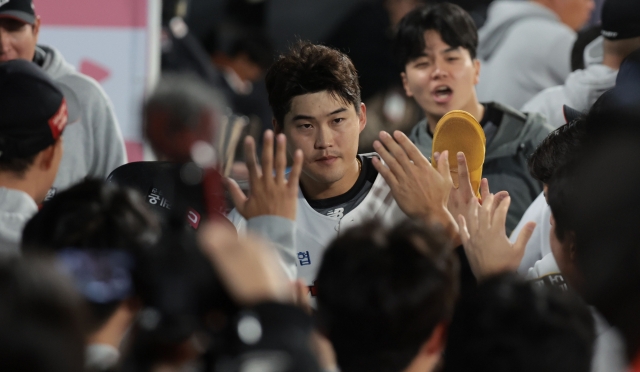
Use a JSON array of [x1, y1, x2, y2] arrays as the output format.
[[458, 192, 536, 281], [445, 152, 477, 220], [372, 130, 458, 236], [224, 130, 303, 221], [444, 152, 508, 222]]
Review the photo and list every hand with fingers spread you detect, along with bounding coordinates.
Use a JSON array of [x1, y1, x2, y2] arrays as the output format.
[[458, 192, 536, 281], [445, 152, 480, 221], [224, 130, 303, 221], [444, 152, 510, 245], [198, 221, 294, 306], [372, 130, 457, 235]]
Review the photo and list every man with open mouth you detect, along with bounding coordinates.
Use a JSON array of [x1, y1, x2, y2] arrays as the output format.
[[396, 3, 554, 233]]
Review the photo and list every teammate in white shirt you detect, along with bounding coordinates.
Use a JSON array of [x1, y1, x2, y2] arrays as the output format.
[[226, 41, 458, 291]]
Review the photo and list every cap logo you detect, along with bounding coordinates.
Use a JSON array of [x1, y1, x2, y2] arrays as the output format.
[[187, 208, 201, 229], [602, 30, 618, 38], [48, 99, 68, 139], [0, 0, 10, 8]]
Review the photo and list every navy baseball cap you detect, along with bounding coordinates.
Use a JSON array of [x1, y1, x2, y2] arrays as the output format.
[[0, 0, 36, 25], [0, 59, 68, 159], [601, 0, 640, 40], [563, 105, 583, 124]]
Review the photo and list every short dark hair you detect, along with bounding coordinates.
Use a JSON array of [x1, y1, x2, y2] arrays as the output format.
[[0, 258, 87, 372], [443, 274, 595, 372], [316, 220, 459, 372], [265, 40, 361, 126], [547, 163, 575, 242], [528, 117, 588, 184], [0, 153, 37, 176], [21, 179, 161, 332], [144, 74, 225, 135], [394, 3, 478, 68], [203, 22, 274, 70]]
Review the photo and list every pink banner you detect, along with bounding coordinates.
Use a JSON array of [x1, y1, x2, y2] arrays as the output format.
[[34, 0, 147, 27]]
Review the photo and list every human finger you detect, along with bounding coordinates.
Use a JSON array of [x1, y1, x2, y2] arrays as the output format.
[[465, 197, 480, 234], [223, 177, 248, 215], [479, 192, 494, 229], [378, 131, 413, 173], [492, 195, 512, 232], [458, 215, 471, 246], [480, 178, 490, 204], [513, 222, 536, 258], [456, 152, 474, 199], [287, 149, 303, 192], [436, 150, 452, 181], [261, 130, 275, 184], [372, 156, 398, 187], [244, 136, 260, 184], [373, 139, 404, 179], [274, 133, 287, 184], [491, 191, 509, 220], [394, 131, 429, 167]]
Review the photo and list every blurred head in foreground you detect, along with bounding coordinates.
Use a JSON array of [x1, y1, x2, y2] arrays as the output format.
[[0, 258, 87, 372], [144, 74, 226, 163], [443, 273, 595, 372], [316, 220, 458, 372], [552, 106, 640, 360], [21, 180, 161, 370]]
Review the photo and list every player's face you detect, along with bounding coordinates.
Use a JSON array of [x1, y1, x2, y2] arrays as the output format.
[[280, 91, 366, 187], [401, 30, 480, 121], [0, 17, 40, 62]]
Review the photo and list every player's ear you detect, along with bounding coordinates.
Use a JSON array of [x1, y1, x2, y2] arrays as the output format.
[[401, 71, 413, 97], [33, 16, 41, 40], [473, 58, 481, 86], [358, 103, 367, 133]]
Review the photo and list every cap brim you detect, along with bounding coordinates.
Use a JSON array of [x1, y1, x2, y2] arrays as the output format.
[[0, 11, 35, 25], [432, 110, 486, 197], [55, 83, 81, 125], [563, 105, 583, 124]]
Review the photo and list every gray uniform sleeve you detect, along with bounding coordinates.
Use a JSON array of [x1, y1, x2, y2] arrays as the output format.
[[227, 210, 298, 280], [247, 216, 298, 280]]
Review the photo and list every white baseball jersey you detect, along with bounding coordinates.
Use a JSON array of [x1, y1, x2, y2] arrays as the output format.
[[227, 154, 408, 291]]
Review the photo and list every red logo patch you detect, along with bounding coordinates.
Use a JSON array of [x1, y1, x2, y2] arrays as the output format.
[[48, 99, 68, 139], [186, 208, 201, 229]]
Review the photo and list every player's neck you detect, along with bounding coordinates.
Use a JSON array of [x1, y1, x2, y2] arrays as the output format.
[[301, 158, 360, 200], [0, 171, 44, 204]]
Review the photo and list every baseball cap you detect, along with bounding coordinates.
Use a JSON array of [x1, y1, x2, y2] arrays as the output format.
[[432, 110, 486, 198], [0, 59, 68, 160], [600, 0, 640, 40], [0, 0, 36, 25], [563, 105, 583, 124]]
